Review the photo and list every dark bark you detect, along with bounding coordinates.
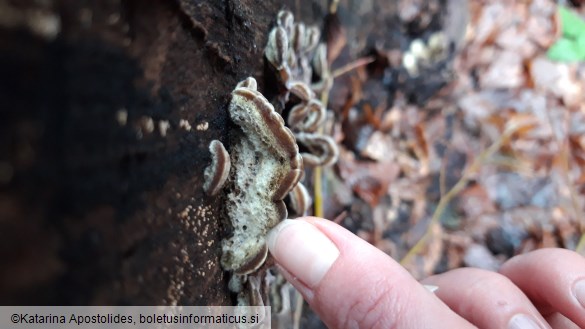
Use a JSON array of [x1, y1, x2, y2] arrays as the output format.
[[0, 0, 288, 305]]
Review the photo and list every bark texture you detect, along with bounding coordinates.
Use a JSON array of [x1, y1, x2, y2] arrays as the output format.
[[0, 0, 289, 305]]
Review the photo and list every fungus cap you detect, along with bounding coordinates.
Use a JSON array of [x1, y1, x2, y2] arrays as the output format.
[[296, 132, 339, 167], [287, 182, 311, 218], [265, 27, 289, 70], [288, 99, 326, 132], [288, 81, 315, 102], [203, 140, 230, 196], [277, 10, 294, 35]]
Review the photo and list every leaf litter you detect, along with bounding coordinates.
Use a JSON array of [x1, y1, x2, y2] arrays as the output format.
[[310, 0, 585, 280]]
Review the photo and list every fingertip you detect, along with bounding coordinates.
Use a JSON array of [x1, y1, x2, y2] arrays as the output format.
[[267, 219, 340, 288], [499, 248, 585, 327]]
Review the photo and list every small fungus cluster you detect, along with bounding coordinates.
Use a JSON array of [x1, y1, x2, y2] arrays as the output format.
[[402, 32, 449, 77], [202, 10, 344, 309], [265, 10, 339, 170], [265, 10, 320, 89]]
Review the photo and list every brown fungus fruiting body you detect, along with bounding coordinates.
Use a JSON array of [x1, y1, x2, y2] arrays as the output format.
[[288, 81, 315, 102], [296, 132, 339, 167], [265, 27, 289, 70], [288, 100, 326, 133], [286, 183, 312, 218], [265, 10, 321, 89], [265, 10, 339, 170], [221, 77, 302, 275], [203, 140, 231, 196]]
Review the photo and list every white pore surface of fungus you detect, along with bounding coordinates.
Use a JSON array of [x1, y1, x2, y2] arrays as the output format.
[[221, 78, 302, 275]]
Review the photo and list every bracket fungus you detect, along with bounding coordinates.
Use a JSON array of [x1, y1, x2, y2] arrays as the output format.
[[203, 140, 230, 196], [288, 100, 326, 133], [295, 132, 339, 167], [265, 27, 289, 71], [286, 182, 312, 218], [277, 10, 294, 35], [219, 77, 303, 275], [200, 10, 348, 310], [288, 81, 315, 102], [208, 10, 350, 311], [265, 10, 321, 90], [265, 10, 339, 170]]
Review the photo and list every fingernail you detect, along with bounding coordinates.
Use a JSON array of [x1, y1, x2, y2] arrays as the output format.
[[267, 219, 340, 288], [508, 314, 545, 329], [423, 284, 439, 293], [573, 280, 585, 309]]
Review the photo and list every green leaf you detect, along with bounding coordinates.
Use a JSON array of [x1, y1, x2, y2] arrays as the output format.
[[547, 38, 585, 61], [558, 5, 585, 39], [547, 6, 585, 62]]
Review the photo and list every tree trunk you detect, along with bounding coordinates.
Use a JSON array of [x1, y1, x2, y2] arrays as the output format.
[[0, 0, 297, 305]]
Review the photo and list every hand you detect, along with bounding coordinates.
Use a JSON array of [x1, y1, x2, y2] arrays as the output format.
[[266, 217, 585, 328]]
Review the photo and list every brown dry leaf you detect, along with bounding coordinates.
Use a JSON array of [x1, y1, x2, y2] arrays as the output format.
[[495, 25, 537, 58], [540, 228, 560, 248], [388, 177, 428, 203], [552, 207, 580, 249], [525, 0, 559, 48], [337, 149, 400, 207], [442, 233, 472, 270], [458, 92, 494, 128], [353, 178, 388, 207], [569, 135, 585, 169], [529, 56, 583, 108], [457, 184, 496, 219], [471, 2, 509, 45], [480, 50, 525, 89], [322, 170, 355, 220], [519, 238, 539, 254], [360, 131, 396, 161], [325, 0, 584, 285], [411, 122, 430, 176], [356, 221, 398, 258]]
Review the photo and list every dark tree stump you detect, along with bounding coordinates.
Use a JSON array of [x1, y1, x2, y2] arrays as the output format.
[[0, 0, 285, 305]]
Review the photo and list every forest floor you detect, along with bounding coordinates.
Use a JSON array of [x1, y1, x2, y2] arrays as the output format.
[[316, 0, 585, 278], [292, 0, 585, 326]]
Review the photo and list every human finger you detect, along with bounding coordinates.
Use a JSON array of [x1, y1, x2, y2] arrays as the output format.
[[423, 268, 551, 329], [544, 312, 580, 329], [267, 218, 474, 329], [499, 248, 585, 328]]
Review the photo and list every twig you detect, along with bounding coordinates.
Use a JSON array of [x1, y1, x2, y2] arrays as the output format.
[[292, 291, 303, 329], [329, 0, 340, 14], [333, 210, 348, 224], [312, 89, 329, 219], [313, 166, 324, 217], [576, 228, 585, 255], [331, 56, 375, 79], [400, 122, 530, 265]]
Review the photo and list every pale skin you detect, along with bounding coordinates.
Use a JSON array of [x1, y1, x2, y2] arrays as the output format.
[[267, 217, 585, 328]]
